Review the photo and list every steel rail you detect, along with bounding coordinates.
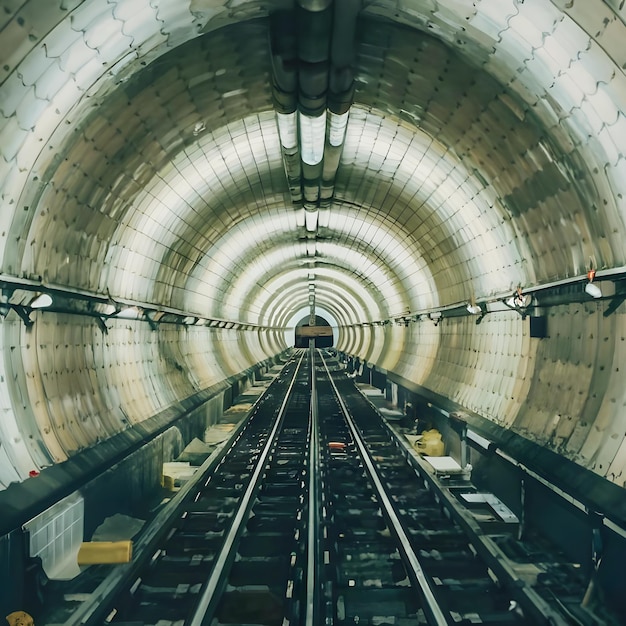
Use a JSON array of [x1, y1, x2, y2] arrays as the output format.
[[318, 352, 449, 626], [188, 350, 306, 626], [305, 341, 320, 625]]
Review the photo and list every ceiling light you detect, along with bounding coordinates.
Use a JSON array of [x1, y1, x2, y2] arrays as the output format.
[[30, 294, 53, 309], [318, 207, 330, 228], [299, 111, 326, 166], [295, 207, 306, 228], [305, 209, 318, 233], [277, 111, 297, 150], [466, 304, 482, 315], [328, 110, 349, 147]]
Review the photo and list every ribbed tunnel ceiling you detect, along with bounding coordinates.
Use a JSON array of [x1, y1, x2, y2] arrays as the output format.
[[2, 0, 626, 491], [4, 1, 625, 326], [5, 2, 601, 327]]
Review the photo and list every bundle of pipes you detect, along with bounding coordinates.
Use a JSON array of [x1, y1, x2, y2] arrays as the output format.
[[270, 1, 361, 234]]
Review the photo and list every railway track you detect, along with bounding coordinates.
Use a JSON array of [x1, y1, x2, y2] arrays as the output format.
[[45, 348, 577, 626], [315, 354, 568, 625]]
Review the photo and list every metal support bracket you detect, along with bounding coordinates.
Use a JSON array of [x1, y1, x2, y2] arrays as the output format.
[[95, 316, 108, 335], [603, 293, 626, 317], [13, 305, 34, 327], [143, 311, 158, 331]]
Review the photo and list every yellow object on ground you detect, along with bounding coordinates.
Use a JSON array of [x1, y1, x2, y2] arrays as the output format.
[[162, 461, 198, 491], [415, 429, 445, 456], [6, 612, 34, 626], [77, 540, 133, 565]]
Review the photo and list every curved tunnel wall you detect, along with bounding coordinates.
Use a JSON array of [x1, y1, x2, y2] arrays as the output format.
[[339, 304, 626, 485], [0, 1, 625, 505], [0, 311, 286, 485]]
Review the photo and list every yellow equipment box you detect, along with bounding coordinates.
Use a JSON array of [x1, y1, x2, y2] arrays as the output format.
[[77, 540, 133, 565]]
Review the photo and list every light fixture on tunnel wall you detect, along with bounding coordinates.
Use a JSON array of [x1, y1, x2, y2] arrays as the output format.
[[116, 306, 141, 319], [429, 311, 442, 326], [29, 293, 53, 309], [394, 316, 410, 327], [466, 302, 486, 325], [0, 289, 53, 327], [502, 287, 532, 319], [585, 268, 602, 299], [98, 303, 117, 316], [0, 278, 261, 333], [192, 121, 206, 136]]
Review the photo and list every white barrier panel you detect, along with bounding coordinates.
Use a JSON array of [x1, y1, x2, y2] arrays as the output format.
[[23, 492, 84, 580]]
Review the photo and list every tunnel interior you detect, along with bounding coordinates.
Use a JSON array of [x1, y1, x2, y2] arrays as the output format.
[[1, 0, 626, 621]]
